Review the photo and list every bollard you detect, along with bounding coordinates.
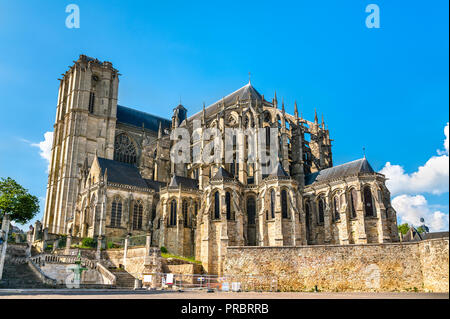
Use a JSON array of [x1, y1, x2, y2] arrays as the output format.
[[134, 278, 142, 290]]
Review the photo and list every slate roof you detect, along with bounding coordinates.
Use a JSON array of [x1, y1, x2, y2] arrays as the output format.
[[97, 157, 149, 188], [144, 179, 167, 191], [117, 105, 171, 132], [168, 175, 199, 189], [211, 167, 234, 180], [305, 158, 375, 186], [189, 83, 263, 121], [421, 231, 449, 240]]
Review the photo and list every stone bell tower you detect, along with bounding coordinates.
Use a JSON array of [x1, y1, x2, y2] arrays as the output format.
[[43, 55, 119, 234]]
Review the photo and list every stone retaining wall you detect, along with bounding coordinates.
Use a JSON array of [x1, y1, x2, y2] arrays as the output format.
[[223, 238, 449, 292]]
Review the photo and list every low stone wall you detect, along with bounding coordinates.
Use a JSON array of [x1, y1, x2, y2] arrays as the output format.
[[223, 238, 449, 292], [101, 246, 147, 277]]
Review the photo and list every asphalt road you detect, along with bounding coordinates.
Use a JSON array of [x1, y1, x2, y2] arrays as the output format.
[[0, 289, 448, 299]]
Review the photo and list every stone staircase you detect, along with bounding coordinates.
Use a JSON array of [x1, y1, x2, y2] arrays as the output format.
[[110, 269, 136, 289], [0, 261, 54, 289]]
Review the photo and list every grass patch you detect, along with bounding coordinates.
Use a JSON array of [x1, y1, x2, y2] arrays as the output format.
[[161, 252, 201, 264]]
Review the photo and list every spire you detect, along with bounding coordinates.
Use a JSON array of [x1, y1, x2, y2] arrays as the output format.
[[321, 114, 325, 128], [248, 71, 251, 84], [314, 109, 318, 124], [273, 91, 278, 108], [281, 98, 285, 113], [294, 100, 299, 118], [202, 102, 206, 123], [158, 121, 162, 138]]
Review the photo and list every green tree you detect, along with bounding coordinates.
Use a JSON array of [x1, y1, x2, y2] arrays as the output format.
[[398, 223, 410, 235], [0, 177, 39, 224], [416, 226, 427, 233]]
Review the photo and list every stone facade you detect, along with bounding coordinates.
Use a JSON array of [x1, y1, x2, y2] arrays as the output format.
[[43, 55, 400, 276], [223, 238, 449, 292]]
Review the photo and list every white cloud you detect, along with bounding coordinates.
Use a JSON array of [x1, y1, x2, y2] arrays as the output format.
[[392, 194, 449, 232], [30, 131, 53, 172], [380, 123, 449, 196]]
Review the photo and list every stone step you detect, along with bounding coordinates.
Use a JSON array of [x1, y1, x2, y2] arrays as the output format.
[[0, 262, 54, 289]]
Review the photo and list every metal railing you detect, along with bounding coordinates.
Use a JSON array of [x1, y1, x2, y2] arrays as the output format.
[[139, 272, 279, 292]]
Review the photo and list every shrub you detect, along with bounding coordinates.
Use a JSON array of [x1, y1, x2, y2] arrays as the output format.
[[160, 246, 168, 254], [58, 235, 67, 248], [107, 241, 120, 249], [81, 237, 96, 248]]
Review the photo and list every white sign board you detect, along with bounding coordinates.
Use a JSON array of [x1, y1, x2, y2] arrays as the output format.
[[231, 282, 241, 292], [143, 275, 152, 283], [166, 273, 174, 285], [221, 282, 230, 292]]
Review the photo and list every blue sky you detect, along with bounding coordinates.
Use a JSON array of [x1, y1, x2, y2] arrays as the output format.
[[0, 0, 448, 231]]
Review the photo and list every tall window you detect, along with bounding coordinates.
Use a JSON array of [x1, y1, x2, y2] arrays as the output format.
[[270, 190, 275, 219], [225, 192, 232, 220], [333, 196, 340, 221], [318, 198, 325, 224], [304, 202, 311, 242], [194, 202, 198, 217], [214, 192, 220, 219], [363, 186, 375, 217], [114, 134, 137, 165], [169, 200, 177, 226], [110, 197, 122, 227], [88, 92, 95, 114], [281, 189, 288, 218], [132, 201, 143, 230], [182, 200, 189, 227], [350, 189, 358, 218], [247, 196, 256, 225]]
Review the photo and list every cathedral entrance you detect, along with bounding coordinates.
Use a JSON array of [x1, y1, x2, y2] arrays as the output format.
[[246, 196, 256, 246]]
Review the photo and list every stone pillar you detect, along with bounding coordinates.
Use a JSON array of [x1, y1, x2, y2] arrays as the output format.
[[258, 191, 266, 246], [52, 238, 59, 252], [96, 235, 103, 260], [0, 215, 11, 280], [176, 196, 184, 256], [338, 192, 350, 245], [123, 234, 130, 268], [274, 190, 284, 246], [374, 187, 391, 243], [66, 235, 72, 253], [217, 192, 230, 276], [323, 195, 332, 244], [159, 200, 167, 249], [355, 185, 367, 244]]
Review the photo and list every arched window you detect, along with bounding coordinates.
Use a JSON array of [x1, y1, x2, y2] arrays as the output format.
[[225, 192, 232, 220], [247, 196, 256, 225], [270, 189, 275, 219], [194, 202, 198, 217], [265, 126, 271, 147], [281, 189, 288, 218], [169, 200, 177, 226], [333, 196, 340, 221], [110, 197, 122, 227], [318, 198, 325, 224], [132, 201, 143, 230], [304, 202, 311, 242], [214, 192, 220, 219], [114, 134, 137, 165], [364, 186, 375, 217], [182, 200, 189, 227], [350, 189, 358, 218]]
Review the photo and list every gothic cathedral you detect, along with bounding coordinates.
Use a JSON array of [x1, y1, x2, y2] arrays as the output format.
[[43, 55, 399, 275]]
